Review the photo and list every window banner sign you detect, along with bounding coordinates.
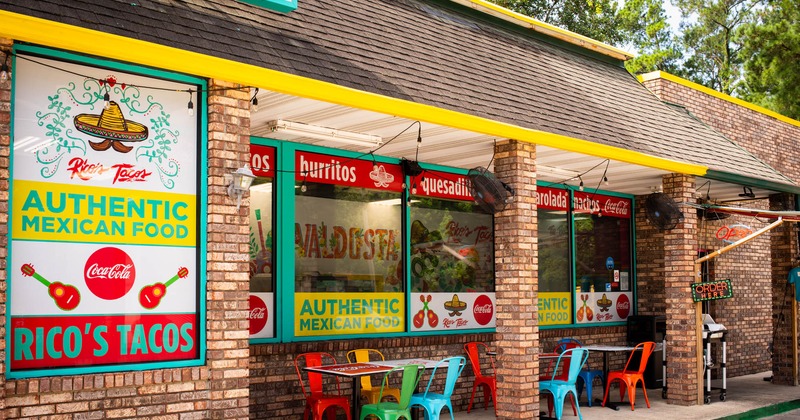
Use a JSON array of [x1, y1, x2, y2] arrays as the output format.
[[539, 292, 572, 325], [691, 279, 733, 302], [295, 293, 404, 336], [250, 144, 275, 178], [536, 186, 570, 211], [574, 291, 633, 324], [410, 292, 496, 331], [573, 191, 632, 218], [409, 170, 473, 201], [249, 293, 275, 339], [295, 151, 404, 192], [9, 54, 201, 376]]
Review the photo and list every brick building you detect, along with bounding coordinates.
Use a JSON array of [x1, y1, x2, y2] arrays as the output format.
[[0, 1, 797, 419]]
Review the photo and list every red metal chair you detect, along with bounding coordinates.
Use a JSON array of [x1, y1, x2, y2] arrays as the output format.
[[464, 342, 497, 414], [294, 352, 353, 420], [602, 341, 656, 411]]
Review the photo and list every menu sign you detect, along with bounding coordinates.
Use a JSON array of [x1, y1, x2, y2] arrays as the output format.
[[9, 55, 202, 376], [296, 151, 404, 192], [409, 170, 473, 201], [573, 191, 631, 218]]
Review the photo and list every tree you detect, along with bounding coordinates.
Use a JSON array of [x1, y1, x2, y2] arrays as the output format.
[[674, 0, 764, 95], [618, 0, 683, 74], [740, 0, 800, 119], [493, 0, 626, 45]]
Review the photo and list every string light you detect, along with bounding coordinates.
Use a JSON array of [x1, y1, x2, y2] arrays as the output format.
[[251, 87, 259, 112], [103, 88, 110, 110], [578, 176, 584, 191], [603, 175, 609, 185], [187, 91, 194, 116]]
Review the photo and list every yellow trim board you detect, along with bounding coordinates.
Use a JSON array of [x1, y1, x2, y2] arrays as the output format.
[[639, 71, 800, 129], [454, 0, 634, 60], [0, 10, 703, 176]]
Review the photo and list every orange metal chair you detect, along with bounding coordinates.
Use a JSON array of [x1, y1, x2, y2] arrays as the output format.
[[346, 349, 401, 404], [294, 352, 353, 420], [464, 342, 496, 414], [601, 341, 656, 411]]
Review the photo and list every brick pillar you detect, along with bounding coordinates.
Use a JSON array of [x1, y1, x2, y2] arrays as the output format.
[[769, 193, 799, 385], [206, 81, 252, 418], [662, 174, 700, 405], [0, 37, 12, 417], [493, 140, 539, 418]]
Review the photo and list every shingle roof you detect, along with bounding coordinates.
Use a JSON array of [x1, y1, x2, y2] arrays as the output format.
[[0, 0, 793, 186]]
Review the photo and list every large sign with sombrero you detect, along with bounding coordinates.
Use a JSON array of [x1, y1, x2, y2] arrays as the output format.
[[8, 51, 204, 377]]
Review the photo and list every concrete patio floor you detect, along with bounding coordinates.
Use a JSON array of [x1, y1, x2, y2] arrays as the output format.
[[451, 371, 799, 419]]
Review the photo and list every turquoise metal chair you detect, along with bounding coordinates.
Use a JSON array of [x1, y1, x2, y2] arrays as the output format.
[[540, 347, 589, 420], [556, 337, 604, 406], [410, 356, 466, 420], [360, 364, 425, 420]]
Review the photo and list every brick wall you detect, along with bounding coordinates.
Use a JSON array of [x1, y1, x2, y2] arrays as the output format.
[[1, 75, 252, 418], [0, 37, 12, 416], [248, 334, 494, 418], [770, 193, 799, 385], [494, 140, 539, 418]]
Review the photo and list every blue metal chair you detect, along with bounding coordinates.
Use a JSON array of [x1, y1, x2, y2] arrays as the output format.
[[540, 348, 589, 420], [556, 338, 604, 406], [409, 356, 466, 420]]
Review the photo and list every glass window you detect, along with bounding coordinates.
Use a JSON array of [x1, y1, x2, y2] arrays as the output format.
[[537, 187, 572, 325], [293, 151, 406, 337], [249, 145, 276, 339], [408, 171, 496, 332]]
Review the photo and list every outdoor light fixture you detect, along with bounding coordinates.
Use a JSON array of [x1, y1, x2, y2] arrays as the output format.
[[227, 165, 256, 210], [267, 119, 382, 148], [738, 186, 756, 199]]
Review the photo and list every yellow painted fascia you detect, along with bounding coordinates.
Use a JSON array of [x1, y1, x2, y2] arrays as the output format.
[[639, 71, 800, 129], [453, 0, 634, 61], [0, 10, 704, 176]]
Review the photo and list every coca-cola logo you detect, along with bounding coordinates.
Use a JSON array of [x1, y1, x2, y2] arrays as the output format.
[[473, 295, 494, 325], [616, 294, 631, 319], [249, 295, 268, 335], [84, 247, 136, 300]]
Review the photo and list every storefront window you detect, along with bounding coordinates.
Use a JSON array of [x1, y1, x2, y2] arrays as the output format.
[[293, 151, 405, 337], [537, 187, 572, 325], [408, 171, 496, 332], [248, 144, 276, 340], [536, 186, 634, 326]]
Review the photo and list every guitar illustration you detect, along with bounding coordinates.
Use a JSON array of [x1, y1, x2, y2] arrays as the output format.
[[20, 263, 81, 311], [252, 209, 272, 276], [139, 267, 189, 309]]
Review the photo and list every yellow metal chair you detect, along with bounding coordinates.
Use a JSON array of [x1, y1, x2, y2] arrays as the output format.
[[346, 349, 401, 404]]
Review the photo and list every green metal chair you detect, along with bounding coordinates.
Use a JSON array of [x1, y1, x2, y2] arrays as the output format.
[[359, 364, 425, 420]]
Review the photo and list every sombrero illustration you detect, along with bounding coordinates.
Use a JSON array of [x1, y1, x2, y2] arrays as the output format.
[[73, 101, 148, 153]]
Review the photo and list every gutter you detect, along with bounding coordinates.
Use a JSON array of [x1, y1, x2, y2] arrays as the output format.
[[0, 9, 704, 177]]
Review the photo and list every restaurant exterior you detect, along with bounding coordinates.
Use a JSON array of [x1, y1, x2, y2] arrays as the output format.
[[0, 0, 798, 419]]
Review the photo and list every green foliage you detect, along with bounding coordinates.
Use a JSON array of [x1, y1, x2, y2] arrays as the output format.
[[618, 0, 683, 74], [494, 0, 626, 45], [740, 0, 800, 119]]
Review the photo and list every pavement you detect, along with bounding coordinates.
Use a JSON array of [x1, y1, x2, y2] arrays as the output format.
[[449, 371, 800, 419]]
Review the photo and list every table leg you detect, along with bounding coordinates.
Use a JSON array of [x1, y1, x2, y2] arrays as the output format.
[[352, 377, 360, 419], [600, 352, 622, 411]]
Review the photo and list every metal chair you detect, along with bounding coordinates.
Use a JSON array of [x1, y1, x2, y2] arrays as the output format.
[[410, 356, 466, 420], [464, 342, 497, 414], [555, 337, 604, 406], [359, 364, 425, 420], [346, 349, 401, 404], [602, 341, 656, 411], [540, 347, 589, 420], [294, 352, 352, 420]]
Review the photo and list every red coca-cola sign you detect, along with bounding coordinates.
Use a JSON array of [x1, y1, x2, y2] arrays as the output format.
[[616, 294, 631, 319], [473, 294, 494, 326], [249, 295, 268, 335], [84, 247, 136, 300]]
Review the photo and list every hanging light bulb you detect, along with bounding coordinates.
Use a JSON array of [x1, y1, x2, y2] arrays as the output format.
[[103, 90, 110, 110], [251, 87, 259, 112], [578, 176, 584, 191], [603, 175, 609, 185], [187, 91, 194, 116]]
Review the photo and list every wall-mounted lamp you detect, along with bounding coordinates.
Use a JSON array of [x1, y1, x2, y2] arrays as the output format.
[[227, 165, 256, 209], [266, 119, 382, 148], [738, 186, 756, 199]]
